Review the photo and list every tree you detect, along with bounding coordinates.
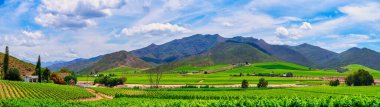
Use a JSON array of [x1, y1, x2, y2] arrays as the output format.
[[43, 68, 51, 83], [4, 68, 21, 81], [2, 46, 9, 79], [59, 68, 75, 75], [345, 69, 374, 86], [241, 79, 249, 88], [329, 79, 340, 86], [148, 69, 163, 88], [257, 78, 268, 88], [64, 76, 77, 85], [50, 72, 65, 84], [35, 55, 42, 83]]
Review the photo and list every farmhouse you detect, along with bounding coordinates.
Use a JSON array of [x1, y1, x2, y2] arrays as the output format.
[[23, 72, 38, 82]]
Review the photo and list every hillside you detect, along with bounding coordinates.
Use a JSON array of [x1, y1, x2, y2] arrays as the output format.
[[48, 51, 152, 74], [228, 37, 315, 67], [0, 53, 35, 75], [149, 41, 279, 72], [131, 34, 226, 64], [325, 47, 380, 70], [288, 43, 338, 67], [80, 51, 152, 74]]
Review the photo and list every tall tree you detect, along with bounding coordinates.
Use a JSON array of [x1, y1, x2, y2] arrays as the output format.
[[36, 55, 42, 83], [2, 46, 9, 80], [43, 68, 51, 83]]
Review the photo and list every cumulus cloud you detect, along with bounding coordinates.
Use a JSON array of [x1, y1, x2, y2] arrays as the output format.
[[275, 27, 289, 37], [35, 0, 125, 29], [121, 23, 191, 36], [299, 22, 312, 30]]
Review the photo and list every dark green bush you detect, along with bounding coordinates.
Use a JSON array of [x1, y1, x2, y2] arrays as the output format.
[[241, 80, 249, 88], [64, 76, 77, 85], [93, 76, 126, 87], [329, 79, 340, 86], [345, 69, 374, 86], [257, 78, 268, 88], [4, 68, 22, 81]]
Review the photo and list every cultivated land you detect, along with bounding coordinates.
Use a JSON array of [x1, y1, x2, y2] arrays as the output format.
[[77, 62, 380, 85], [3, 62, 380, 106]]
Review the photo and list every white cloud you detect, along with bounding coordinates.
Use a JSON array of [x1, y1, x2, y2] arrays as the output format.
[[121, 23, 191, 36], [315, 34, 378, 52], [21, 30, 44, 39], [275, 27, 289, 37], [0, 30, 46, 47], [339, 2, 380, 22], [299, 22, 312, 30], [35, 0, 125, 29]]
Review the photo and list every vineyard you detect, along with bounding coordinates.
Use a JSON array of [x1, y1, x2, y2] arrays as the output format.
[[0, 80, 94, 100], [90, 86, 380, 100], [2, 96, 380, 106]]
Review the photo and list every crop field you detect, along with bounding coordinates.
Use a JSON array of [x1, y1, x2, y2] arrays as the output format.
[[0, 81, 94, 100], [91, 86, 380, 99], [78, 62, 380, 85], [3, 86, 380, 106]]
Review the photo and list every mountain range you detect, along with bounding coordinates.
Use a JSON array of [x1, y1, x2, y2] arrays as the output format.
[[46, 34, 380, 73]]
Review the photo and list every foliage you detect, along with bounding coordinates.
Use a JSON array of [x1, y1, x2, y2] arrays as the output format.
[[257, 78, 268, 88], [345, 69, 374, 86], [43, 68, 51, 83], [59, 68, 75, 75], [241, 80, 249, 88], [64, 76, 77, 85], [4, 68, 21, 81], [329, 79, 340, 86], [2, 46, 9, 80], [35, 56, 42, 83], [93, 76, 126, 87], [50, 72, 65, 84], [0, 80, 94, 100], [181, 84, 198, 88]]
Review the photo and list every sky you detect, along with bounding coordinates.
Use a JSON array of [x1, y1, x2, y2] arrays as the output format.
[[0, 0, 380, 62]]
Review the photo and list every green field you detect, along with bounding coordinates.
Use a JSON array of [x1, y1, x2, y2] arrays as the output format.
[[2, 62, 380, 106], [78, 62, 379, 85]]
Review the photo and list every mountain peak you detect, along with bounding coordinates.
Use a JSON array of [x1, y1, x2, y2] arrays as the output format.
[[298, 43, 313, 47]]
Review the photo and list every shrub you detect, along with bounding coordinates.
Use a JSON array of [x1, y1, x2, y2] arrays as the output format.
[[241, 80, 249, 88], [4, 68, 22, 81], [329, 79, 340, 86], [98, 74, 104, 77], [93, 76, 126, 87], [181, 84, 197, 88], [257, 78, 268, 88], [50, 73, 65, 84], [345, 69, 374, 86], [64, 76, 77, 85], [286, 72, 293, 77]]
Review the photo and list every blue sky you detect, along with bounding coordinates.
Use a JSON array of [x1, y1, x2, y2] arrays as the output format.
[[0, 0, 380, 61]]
